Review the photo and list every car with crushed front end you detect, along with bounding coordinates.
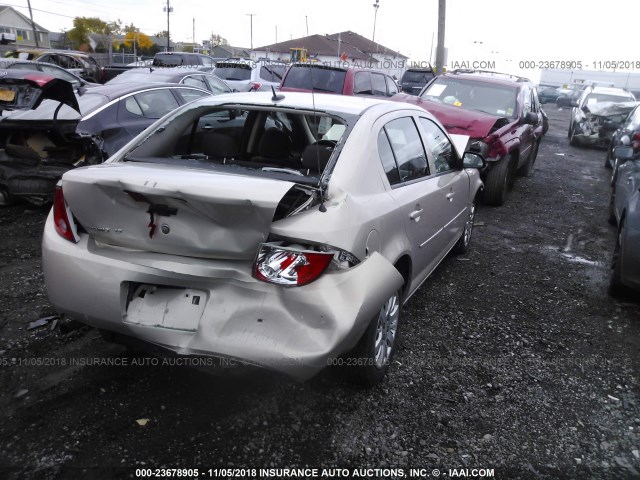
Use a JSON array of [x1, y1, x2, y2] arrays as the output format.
[[42, 91, 485, 386], [568, 86, 636, 148], [0, 74, 214, 205], [394, 69, 544, 206], [607, 146, 640, 297]]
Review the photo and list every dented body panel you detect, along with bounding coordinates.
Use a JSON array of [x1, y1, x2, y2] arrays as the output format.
[[43, 214, 403, 379], [43, 92, 484, 380]]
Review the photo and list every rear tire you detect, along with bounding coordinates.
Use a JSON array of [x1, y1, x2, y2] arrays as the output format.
[[608, 217, 627, 297], [347, 288, 402, 386], [483, 155, 513, 206], [608, 188, 617, 226]]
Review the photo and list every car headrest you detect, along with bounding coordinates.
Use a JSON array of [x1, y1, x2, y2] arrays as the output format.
[[258, 128, 291, 158], [301, 143, 333, 172], [201, 132, 239, 158]]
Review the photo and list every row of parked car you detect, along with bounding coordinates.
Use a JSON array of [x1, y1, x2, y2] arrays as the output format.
[[2, 52, 633, 385], [548, 82, 640, 297]]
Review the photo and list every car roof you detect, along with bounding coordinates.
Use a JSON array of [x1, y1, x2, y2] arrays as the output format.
[[588, 86, 633, 96], [81, 82, 198, 101], [287, 63, 389, 74], [191, 91, 422, 116]]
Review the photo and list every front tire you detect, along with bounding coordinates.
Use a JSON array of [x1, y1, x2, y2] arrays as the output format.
[[569, 126, 580, 146], [347, 288, 402, 386], [453, 198, 477, 254], [483, 155, 513, 206]]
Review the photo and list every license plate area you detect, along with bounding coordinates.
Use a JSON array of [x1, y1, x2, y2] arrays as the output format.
[[124, 284, 206, 332]]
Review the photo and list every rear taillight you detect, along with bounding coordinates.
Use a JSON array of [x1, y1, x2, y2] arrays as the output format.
[[250, 82, 262, 91], [53, 186, 79, 243], [254, 244, 333, 287]]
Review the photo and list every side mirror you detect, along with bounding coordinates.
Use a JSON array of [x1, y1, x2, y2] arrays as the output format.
[[614, 145, 634, 161], [462, 152, 486, 169], [521, 112, 538, 125], [570, 100, 579, 108]]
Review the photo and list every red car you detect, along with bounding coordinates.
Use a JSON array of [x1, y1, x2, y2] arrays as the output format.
[[394, 70, 545, 205], [280, 63, 399, 98]]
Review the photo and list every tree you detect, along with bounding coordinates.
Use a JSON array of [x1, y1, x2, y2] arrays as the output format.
[[154, 30, 168, 38], [210, 33, 229, 47], [123, 31, 153, 51], [68, 16, 122, 51]]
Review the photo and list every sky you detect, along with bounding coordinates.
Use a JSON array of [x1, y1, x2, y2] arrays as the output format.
[[6, 0, 640, 79]]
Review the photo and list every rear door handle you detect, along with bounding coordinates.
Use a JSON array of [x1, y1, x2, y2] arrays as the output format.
[[409, 208, 423, 221], [628, 176, 634, 184]]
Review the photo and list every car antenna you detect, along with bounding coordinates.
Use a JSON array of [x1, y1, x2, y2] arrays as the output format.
[[270, 85, 284, 101]]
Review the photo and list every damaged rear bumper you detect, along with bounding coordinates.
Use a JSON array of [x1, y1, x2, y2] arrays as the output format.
[[42, 213, 404, 380]]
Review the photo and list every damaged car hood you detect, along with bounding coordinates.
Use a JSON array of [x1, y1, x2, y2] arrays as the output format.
[[0, 70, 79, 113], [392, 93, 509, 138], [583, 101, 639, 118]]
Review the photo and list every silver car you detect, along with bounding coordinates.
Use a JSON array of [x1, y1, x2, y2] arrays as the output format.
[[42, 92, 484, 385]]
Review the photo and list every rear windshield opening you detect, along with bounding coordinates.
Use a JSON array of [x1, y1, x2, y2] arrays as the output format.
[[214, 63, 252, 81], [124, 104, 350, 184], [282, 65, 347, 94]]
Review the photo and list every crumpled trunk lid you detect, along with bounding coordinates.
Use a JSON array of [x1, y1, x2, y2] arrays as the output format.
[[61, 163, 296, 259], [0, 72, 79, 113]]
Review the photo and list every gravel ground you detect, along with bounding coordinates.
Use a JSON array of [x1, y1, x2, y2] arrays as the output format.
[[0, 106, 639, 480]]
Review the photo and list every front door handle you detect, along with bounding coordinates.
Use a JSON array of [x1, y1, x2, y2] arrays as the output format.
[[628, 176, 634, 184], [446, 192, 455, 202], [409, 208, 423, 221]]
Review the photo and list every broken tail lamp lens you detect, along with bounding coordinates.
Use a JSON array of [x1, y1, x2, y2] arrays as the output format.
[[254, 244, 333, 287], [251, 82, 262, 91], [53, 186, 79, 243]]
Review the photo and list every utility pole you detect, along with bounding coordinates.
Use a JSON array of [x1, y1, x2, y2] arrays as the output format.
[[192, 18, 195, 48], [435, 0, 446, 74], [163, 0, 173, 52], [275, 25, 278, 44], [371, 0, 380, 56], [305, 16, 309, 37], [26, 0, 39, 48], [246, 13, 255, 55]]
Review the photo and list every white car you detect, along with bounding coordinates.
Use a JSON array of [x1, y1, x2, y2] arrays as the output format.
[[214, 59, 286, 92], [43, 92, 484, 385]]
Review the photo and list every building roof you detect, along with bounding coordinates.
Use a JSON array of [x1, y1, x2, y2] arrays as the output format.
[[0, 5, 49, 33], [255, 30, 407, 62], [212, 44, 251, 58]]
